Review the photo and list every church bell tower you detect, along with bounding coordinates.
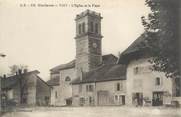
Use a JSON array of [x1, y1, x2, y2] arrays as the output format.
[[75, 10, 103, 73]]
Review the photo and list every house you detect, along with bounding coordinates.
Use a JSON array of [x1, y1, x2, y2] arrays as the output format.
[[118, 34, 181, 106], [71, 63, 126, 106], [1, 70, 51, 106]]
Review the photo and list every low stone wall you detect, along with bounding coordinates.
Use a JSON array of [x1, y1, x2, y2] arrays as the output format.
[[172, 97, 181, 105]]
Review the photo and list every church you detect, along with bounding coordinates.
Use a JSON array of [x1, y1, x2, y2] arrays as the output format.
[[47, 9, 181, 107], [47, 10, 127, 106]]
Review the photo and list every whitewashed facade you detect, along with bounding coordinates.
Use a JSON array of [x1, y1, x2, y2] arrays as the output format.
[[126, 58, 173, 106], [72, 80, 126, 106]]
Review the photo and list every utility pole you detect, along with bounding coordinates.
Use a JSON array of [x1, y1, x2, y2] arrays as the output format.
[[0, 53, 6, 115]]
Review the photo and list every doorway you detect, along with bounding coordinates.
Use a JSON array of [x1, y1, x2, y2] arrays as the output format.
[[66, 98, 72, 106], [119, 95, 125, 105], [97, 91, 109, 106], [132, 93, 143, 106], [152, 92, 163, 106]]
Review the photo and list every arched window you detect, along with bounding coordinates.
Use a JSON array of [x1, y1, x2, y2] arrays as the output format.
[[79, 24, 81, 34], [65, 76, 71, 81], [155, 77, 161, 86], [90, 22, 94, 32], [95, 23, 98, 33], [82, 22, 85, 33], [55, 91, 58, 98]]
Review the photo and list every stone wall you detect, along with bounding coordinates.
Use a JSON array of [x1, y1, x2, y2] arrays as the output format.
[[58, 68, 76, 106], [75, 10, 102, 73], [50, 85, 61, 106]]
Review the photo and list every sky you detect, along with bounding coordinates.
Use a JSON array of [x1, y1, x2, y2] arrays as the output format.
[[0, 0, 150, 81]]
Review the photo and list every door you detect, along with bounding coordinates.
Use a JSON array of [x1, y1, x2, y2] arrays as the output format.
[[132, 93, 143, 106], [118, 95, 125, 105], [136, 93, 143, 106], [152, 92, 163, 106], [122, 96, 125, 105], [66, 98, 72, 106], [97, 91, 109, 106], [89, 96, 94, 106]]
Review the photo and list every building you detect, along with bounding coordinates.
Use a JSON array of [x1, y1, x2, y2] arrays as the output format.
[[48, 10, 127, 106], [47, 54, 123, 106], [48, 9, 181, 107], [47, 60, 76, 106], [71, 10, 127, 106], [72, 63, 126, 106], [1, 70, 51, 107], [118, 34, 181, 106]]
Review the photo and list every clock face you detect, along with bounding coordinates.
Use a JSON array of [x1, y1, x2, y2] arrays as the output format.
[[93, 42, 97, 48]]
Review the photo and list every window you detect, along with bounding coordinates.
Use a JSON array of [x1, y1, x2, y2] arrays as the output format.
[[7, 89, 13, 99], [115, 83, 123, 91], [79, 84, 82, 93], [134, 67, 139, 74], [90, 22, 94, 32], [116, 83, 120, 91], [86, 85, 94, 92], [89, 85, 93, 92], [79, 97, 85, 106], [86, 85, 89, 92], [89, 96, 94, 105], [79, 24, 81, 34], [133, 66, 152, 75], [95, 23, 98, 33], [155, 77, 161, 86], [82, 22, 85, 33], [65, 76, 71, 81], [55, 91, 58, 99]]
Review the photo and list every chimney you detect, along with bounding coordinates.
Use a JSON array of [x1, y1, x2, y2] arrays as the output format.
[[116, 51, 121, 64], [24, 69, 28, 73], [18, 69, 22, 75], [3, 74, 6, 79]]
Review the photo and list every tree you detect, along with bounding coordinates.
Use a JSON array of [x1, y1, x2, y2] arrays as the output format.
[[141, 0, 180, 79], [9, 64, 28, 76], [9, 64, 29, 104]]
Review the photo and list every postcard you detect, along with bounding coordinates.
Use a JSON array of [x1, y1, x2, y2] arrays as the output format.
[[0, 0, 181, 117]]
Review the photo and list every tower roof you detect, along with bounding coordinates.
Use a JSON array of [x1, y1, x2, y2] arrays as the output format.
[[75, 9, 102, 20]]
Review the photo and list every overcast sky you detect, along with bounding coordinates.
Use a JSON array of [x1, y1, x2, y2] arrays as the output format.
[[0, 0, 150, 81]]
